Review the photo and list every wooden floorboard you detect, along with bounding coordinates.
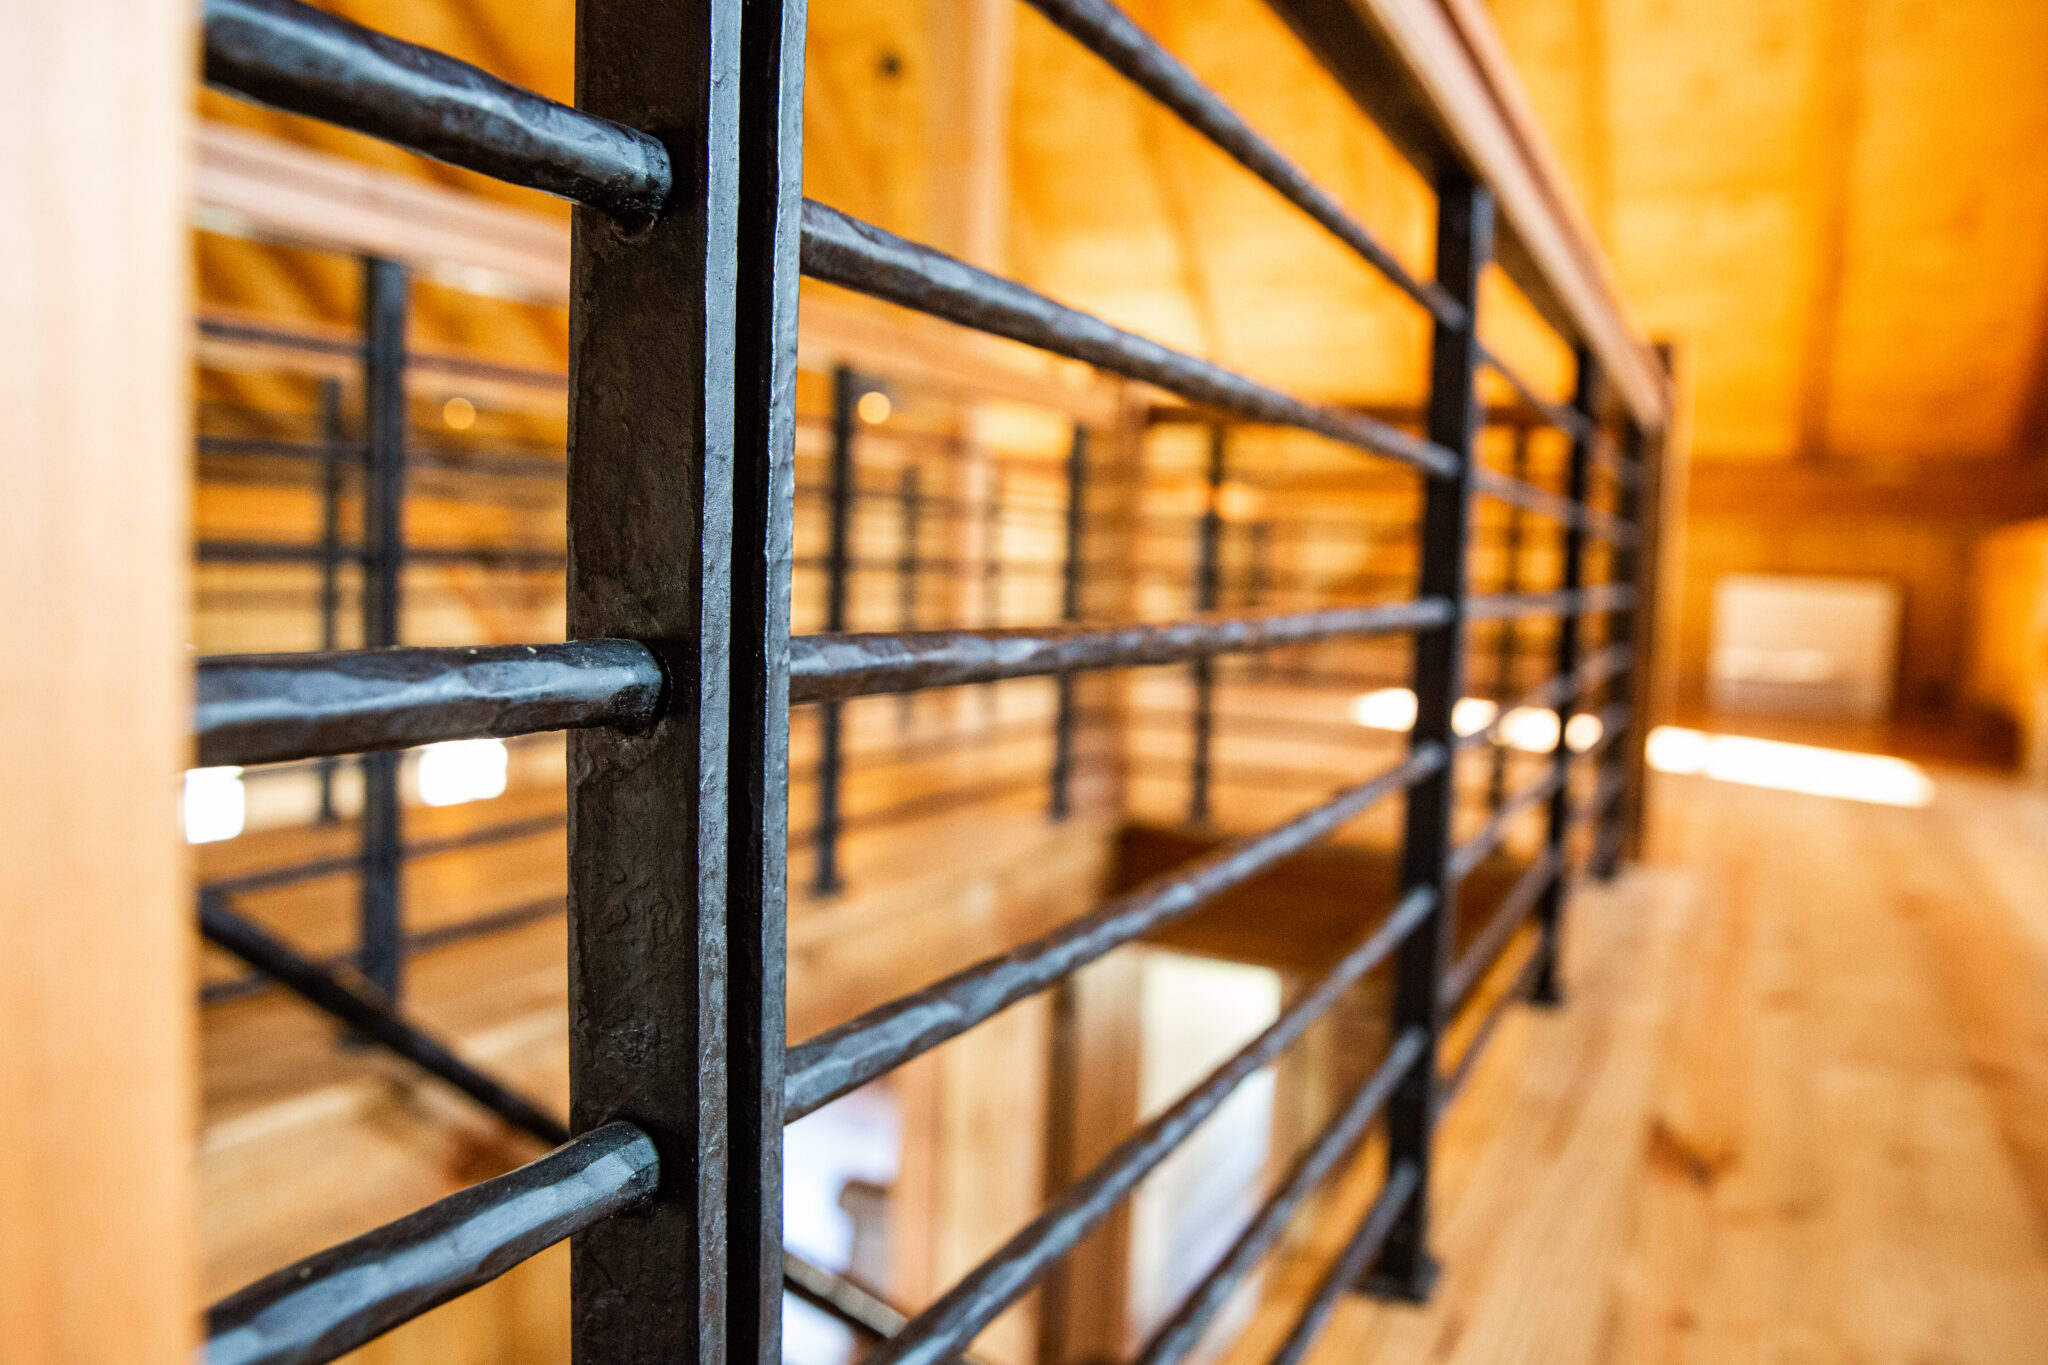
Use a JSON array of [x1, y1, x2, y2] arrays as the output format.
[[1228, 765, 2048, 1364]]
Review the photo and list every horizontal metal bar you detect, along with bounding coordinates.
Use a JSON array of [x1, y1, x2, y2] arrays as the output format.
[[203, 812, 566, 900], [1134, 1027, 1428, 1365], [203, 893, 566, 1005], [198, 318, 573, 395], [1263, 1161, 1422, 1365], [197, 539, 566, 570], [199, 433, 570, 483], [1439, 943, 1548, 1111], [1022, 0, 1458, 329], [788, 600, 1452, 703], [1475, 351, 1638, 491], [781, 1254, 1004, 1365], [1465, 585, 1636, 623], [199, 892, 571, 1143], [1439, 847, 1561, 1012], [1477, 347, 1588, 441], [785, 747, 1444, 1118], [781, 1250, 903, 1341], [1573, 701, 1633, 763], [1474, 468, 1638, 544], [1446, 767, 1564, 883], [196, 639, 664, 766], [205, 1121, 656, 1365], [860, 887, 1437, 1365], [1572, 766, 1631, 832], [198, 434, 365, 461], [201, 0, 669, 222], [798, 200, 1456, 477], [1451, 640, 1630, 760]]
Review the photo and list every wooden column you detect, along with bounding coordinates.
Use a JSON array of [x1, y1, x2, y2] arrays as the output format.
[[0, 0, 195, 1359]]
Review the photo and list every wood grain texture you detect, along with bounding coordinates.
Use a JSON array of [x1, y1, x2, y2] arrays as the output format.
[[1222, 764, 2048, 1364], [0, 1, 196, 1360]]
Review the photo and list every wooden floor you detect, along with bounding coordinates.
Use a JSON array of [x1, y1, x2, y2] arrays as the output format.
[[1229, 759, 2048, 1364]]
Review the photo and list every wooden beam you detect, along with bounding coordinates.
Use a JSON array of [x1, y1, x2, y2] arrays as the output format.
[[1268, 0, 1668, 430], [195, 122, 1125, 425], [196, 121, 569, 302], [0, 1, 195, 1359], [926, 0, 1015, 271], [1793, 0, 1868, 461], [1685, 456, 2048, 522]]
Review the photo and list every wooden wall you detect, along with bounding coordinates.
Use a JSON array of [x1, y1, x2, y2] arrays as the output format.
[[0, 1, 196, 1360], [1673, 461, 2048, 719]]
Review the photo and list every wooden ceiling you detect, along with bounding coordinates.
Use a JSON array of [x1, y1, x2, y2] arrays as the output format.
[[197, 0, 2048, 466], [1494, 0, 2048, 463]]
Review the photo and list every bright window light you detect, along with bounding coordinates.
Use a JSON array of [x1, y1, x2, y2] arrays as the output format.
[[1565, 712, 1605, 753], [417, 738, 509, 807], [1501, 706, 1561, 754], [1350, 687, 1417, 731], [1451, 697, 1498, 737], [1645, 725, 1933, 808], [182, 766, 246, 844]]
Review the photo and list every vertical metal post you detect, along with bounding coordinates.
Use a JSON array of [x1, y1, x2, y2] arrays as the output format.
[[898, 463, 922, 630], [1050, 424, 1087, 818], [1187, 423, 1225, 825], [730, 0, 806, 1355], [1366, 166, 1493, 1302], [1602, 419, 1650, 877], [979, 462, 1005, 724], [1486, 424, 1530, 809], [1246, 518, 1271, 680], [316, 375, 346, 824], [567, 0, 748, 1355], [358, 256, 407, 1002], [1532, 350, 1597, 1004], [812, 366, 856, 897]]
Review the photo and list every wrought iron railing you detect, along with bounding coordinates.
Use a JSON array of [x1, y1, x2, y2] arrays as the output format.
[[192, 0, 1667, 1361]]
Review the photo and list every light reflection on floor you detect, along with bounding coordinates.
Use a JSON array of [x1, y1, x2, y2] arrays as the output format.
[[1646, 725, 1935, 807]]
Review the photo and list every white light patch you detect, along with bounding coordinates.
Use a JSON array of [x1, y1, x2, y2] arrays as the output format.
[[1565, 712, 1605, 753], [1451, 697, 1498, 737], [1502, 706, 1561, 754], [417, 738, 509, 807], [1350, 687, 1416, 731], [183, 767, 246, 844], [1645, 725, 1933, 808]]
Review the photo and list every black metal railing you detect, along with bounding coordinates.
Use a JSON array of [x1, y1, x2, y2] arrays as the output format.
[[191, 0, 1666, 1362]]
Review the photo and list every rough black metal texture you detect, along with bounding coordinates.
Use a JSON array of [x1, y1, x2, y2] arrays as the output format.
[[1049, 424, 1089, 818], [1439, 846, 1562, 1012], [1439, 945, 1548, 1109], [1446, 767, 1564, 884], [788, 600, 1452, 703], [1133, 1028, 1428, 1365], [1021, 0, 1458, 328], [1265, 1162, 1422, 1365], [195, 639, 666, 767], [206, 1122, 657, 1365], [1533, 349, 1599, 1004], [785, 747, 1445, 1119], [199, 893, 571, 1145], [858, 889, 1437, 1365], [799, 200, 1455, 477], [728, 0, 807, 1354], [1188, 423, 1227, 823], [358, 255, 408, 1002], [1368, 165, 1494, 1302], [811, 366, 856, 896], [201, 0, 670, 222], [1606, 418, 1655, 876], [1486, 425, 1531, 808], [567, 0, 742, 1354]]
